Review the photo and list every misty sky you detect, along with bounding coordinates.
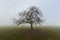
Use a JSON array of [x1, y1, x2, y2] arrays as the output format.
[[0, 0, 60, 26]]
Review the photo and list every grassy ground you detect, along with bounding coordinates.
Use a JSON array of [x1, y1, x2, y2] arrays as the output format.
[[0, 26, 60, 40]]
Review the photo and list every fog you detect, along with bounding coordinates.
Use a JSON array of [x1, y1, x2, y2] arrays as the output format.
[[0, 0, 60, 26]]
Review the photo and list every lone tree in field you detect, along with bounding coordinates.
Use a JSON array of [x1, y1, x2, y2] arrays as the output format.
[[13, 6, 44, 30]]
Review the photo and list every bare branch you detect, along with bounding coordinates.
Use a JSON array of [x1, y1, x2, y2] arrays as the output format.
[[13, 6, 44, 26]]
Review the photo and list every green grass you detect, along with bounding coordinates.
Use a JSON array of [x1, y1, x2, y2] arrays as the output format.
[[0, 26, 60, 40]]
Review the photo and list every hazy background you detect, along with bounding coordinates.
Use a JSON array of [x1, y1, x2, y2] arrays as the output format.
[[0, 0, 60, 26]]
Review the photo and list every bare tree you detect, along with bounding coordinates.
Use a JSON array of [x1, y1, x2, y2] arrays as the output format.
[[13, 6, 44, 30]]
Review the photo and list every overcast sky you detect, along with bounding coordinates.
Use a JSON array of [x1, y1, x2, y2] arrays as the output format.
[[0, 0, 60, 26]]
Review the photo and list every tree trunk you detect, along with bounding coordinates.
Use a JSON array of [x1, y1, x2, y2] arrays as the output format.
[[30, 23, 33, 30]]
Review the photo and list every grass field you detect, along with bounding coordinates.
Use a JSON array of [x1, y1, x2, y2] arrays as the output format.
[[0, 25, 60, 40]]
